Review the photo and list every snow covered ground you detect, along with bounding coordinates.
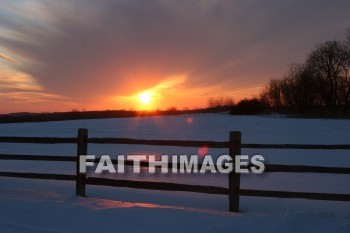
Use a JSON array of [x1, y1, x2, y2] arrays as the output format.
[[0, 113, 349, 232]]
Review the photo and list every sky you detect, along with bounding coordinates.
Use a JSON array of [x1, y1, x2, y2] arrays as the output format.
[[0, 0, 349, 113]]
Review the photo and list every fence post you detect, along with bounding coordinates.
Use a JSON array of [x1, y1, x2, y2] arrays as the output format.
[[76, 128, 88, 197], [229, 131, 241, 212]]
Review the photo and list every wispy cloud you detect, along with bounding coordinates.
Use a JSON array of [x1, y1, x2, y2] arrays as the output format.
[[0, 91, 67, 103], [0, 66, 68, 109], [0, 71, 40, 91], [0, 52, 17, 64]]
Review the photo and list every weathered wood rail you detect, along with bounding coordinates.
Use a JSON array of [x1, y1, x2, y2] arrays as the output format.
[[1, 128, 350, 212]]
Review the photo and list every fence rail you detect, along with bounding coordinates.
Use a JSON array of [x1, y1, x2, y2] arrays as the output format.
[[239, 189, 350, 201], [2, 136, 350, 149], [0, 171, 75, 181], [0, 137, 77, 144], [0, 154, 76, 162], [242, 143, 350, 150], [0, 128, 350, 212]]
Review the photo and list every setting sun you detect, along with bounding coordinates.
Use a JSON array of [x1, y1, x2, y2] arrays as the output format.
[[138, 91, 153, 105]]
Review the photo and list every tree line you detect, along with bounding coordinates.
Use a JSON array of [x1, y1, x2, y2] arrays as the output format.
[[260, 29, 350, 114]]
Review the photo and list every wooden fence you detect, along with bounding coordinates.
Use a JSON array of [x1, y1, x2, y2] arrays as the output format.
[[1, 128, 350, 212]]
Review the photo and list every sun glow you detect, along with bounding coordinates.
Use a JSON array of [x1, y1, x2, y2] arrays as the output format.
[[138, 91, 153, 105], [115, 74, 189, 110]]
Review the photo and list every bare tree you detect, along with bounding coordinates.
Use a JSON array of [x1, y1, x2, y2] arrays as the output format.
[[260, 79, 283, 108], [284, 63, 319, 112], [306, 40, 350, 111], [207, 96, 234, 109], [260, 64, 318, 113]]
